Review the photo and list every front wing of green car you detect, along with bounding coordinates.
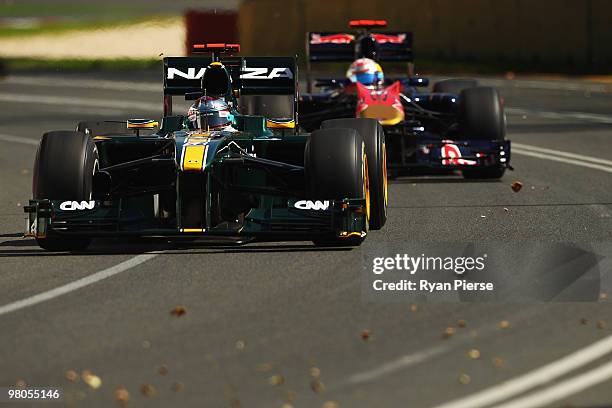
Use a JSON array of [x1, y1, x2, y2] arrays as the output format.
[[24, 197, 368, 242]]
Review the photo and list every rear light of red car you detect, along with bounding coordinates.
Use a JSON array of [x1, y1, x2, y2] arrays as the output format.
[[349, 19, 387, 28], [192, 43, 241, 53]]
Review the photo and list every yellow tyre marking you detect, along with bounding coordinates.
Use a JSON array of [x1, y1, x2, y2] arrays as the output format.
[[382, 141, 388, 207], [363, 143, 371, 222]]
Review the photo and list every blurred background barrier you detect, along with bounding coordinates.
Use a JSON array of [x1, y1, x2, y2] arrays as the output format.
[[238, 0, 612, 73], [0, 0, 610, 74], [185, 9, 238, 55]]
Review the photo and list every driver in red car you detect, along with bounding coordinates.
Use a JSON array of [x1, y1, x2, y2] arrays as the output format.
[[346, 57, 385, 88], [345, 58, 404, 126]]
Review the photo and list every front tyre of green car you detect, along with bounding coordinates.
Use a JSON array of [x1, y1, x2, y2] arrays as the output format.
[[305, 127, 369, 247], [32, 130, 96, 251]]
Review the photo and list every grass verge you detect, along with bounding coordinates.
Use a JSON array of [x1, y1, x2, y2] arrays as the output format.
[[0, 15, 180, 38]]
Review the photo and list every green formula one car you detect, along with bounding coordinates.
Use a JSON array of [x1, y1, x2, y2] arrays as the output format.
[[25, 44, 387, 251]]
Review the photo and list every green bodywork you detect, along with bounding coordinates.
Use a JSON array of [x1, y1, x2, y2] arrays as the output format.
[[25, 115, 367, 242]]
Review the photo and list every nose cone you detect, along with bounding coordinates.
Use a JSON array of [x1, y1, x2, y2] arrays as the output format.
[[202, 65, 230, 97], [356, 81, 405, 125]]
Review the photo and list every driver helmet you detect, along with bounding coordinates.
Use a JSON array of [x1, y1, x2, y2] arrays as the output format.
[[346, 58, 384, 86], [187, 96, 233, 130]]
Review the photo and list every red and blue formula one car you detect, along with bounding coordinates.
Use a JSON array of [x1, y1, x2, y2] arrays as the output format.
[[299, 19, 511, 179]]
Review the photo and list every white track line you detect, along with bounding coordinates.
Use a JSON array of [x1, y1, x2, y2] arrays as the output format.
[[433, 76, 612, 94], [432, 334, 612, 408], [507, 107, 612, 124], [495, 80, 612, 94], [39, 104, 124, 116], [0, 134, 160, 317], [342, 345, 448, 386], [513, 148, 612, 174], [0, 253, 158, 316], [0, 133, 39, 146], [513, 143, 612, 167], [0, 93, 159, 112], [493, 358, 612, 408], [5, 75, 158, 92]]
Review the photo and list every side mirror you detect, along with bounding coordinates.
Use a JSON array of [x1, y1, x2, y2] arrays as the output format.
[[408, 76, 429, 87]]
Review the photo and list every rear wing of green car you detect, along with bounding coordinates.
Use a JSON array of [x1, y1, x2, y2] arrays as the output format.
[[163, 45, 298, 119]]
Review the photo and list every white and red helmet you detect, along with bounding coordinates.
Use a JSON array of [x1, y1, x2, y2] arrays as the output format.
[[346, 58, 384, 86]]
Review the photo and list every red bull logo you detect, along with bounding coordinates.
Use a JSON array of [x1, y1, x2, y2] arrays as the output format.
[[310, 33, 355, 44], [441, 143, 477, 166], [372, 33, 406, 44]]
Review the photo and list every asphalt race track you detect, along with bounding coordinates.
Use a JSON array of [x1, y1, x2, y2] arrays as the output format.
[[1, 72, 612, 408]]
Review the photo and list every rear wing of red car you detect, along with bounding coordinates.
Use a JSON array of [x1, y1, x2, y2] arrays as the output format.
[[163, 54, 297, 116], [306, 31, 413, 63], [305, 21, 414, 92]]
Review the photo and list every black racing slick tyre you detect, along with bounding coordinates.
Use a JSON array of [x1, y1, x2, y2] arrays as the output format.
[[33, 131, 98, 251], [77, 120, 126, 137], [459, 87, 507, 179], [459, 87, 505, 141], [321, 118, 387, 230], [432, 78, 478, 94], [305, 128, 368, 247]]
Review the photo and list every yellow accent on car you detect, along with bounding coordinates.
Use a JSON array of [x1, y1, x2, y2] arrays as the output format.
[[379, 115, 404, 126], [93, 136, 111, 140], [182, 145, 207, 172], [339, 231, 366, 238], [185, 133, 211, 144], [359, 105, 405, 126], [180, 228, 205, 233], [127, 119, 159, 129], [266, 119, 295, 129]]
